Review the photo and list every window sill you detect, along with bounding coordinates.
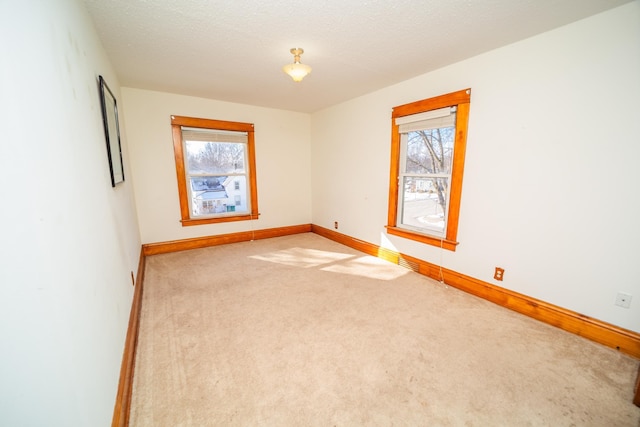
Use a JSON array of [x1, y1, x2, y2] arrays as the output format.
[[181, 213, 257, 227], [385, 226, 458, 251]]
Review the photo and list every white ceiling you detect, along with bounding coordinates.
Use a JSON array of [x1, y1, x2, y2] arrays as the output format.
[[83, 0, 632, 113]]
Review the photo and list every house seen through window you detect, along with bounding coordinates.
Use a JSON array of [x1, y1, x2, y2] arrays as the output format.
[[171, 115, 258, 226], [387, 89, 471, 251]]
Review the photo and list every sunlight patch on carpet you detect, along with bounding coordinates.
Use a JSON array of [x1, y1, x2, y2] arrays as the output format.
[[249, 247, 354, 268], [322, 256, 410, 280]]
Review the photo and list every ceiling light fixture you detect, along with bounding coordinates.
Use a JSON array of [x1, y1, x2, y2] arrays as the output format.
[[283, 48, 312, 82]]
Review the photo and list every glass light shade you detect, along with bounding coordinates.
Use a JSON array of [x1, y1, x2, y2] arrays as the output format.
[[283, 62, 312, 82]]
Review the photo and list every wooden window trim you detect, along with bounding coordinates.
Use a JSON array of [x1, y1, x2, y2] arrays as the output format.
[[386, 89, 471, 251], [171, 115, 259, 226]]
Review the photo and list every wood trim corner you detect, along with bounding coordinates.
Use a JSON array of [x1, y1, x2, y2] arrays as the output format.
[[391, 88, 471, 118], [311, 224, 640, 359], [111, 248, 146, 427]]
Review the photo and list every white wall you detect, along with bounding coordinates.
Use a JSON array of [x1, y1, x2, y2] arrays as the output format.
[[0, 1, 141, 425], [121, 88, 312, 244], [311, 3, 640, 332], [3, 2, 634, 425]]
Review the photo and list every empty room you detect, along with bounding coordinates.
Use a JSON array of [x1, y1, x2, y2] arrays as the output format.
[[1, 0, 639, 426]]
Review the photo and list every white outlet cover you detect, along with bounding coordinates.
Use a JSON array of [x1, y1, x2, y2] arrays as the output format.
[[615, 292, 632, 309]]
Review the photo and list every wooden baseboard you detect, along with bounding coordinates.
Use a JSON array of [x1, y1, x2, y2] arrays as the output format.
[[142, 224, 312, 256], [111, 248, 146, 427], [311, 225, 640, 359]]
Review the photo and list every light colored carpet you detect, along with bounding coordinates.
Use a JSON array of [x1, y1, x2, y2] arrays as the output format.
[[130, 233, 640, 426]]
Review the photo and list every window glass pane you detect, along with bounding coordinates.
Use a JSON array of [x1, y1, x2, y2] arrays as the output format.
[[185, 141, 246, 174], [400, 177, 449, 235], [404, 126, 455, 174], [190, 175, 248, 217]]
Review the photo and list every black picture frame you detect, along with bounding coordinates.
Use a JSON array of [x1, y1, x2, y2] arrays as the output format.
[[99, 75, 125, 187]]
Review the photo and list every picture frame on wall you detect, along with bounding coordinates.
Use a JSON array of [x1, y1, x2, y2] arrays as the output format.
[[99, 75, 124, 187]]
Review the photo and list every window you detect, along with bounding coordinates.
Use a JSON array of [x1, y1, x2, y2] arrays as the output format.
[[171, 115, 258, 226], [386, 89, 471, 251], [202, 200, 215, 213]]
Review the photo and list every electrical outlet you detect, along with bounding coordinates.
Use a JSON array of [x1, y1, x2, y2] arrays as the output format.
[[494, 267, 504, 281], [615, 292, 632, 309], [334, 221, 338, 229]]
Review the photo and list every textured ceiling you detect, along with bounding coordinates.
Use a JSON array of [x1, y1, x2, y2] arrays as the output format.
[[83, 0, 631, 113]]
